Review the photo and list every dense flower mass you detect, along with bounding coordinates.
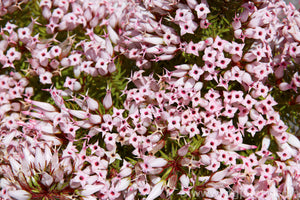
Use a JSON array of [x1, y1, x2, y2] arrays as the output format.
[[0, 0, 300, 199]]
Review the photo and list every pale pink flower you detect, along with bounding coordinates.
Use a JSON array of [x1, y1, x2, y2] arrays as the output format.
[[179, 20, 198, 36], [68, 53, 81, 66], [195, 3, 210, 19], [105, 150, 121, 164], [163, 30, 180, 45], [229, 42, 244, 57], [178, 174, 192, 196], [215, 53, 231, 69], [39, 71, 53, 84], [241, 184, 255, 198], [203, 47, 217, 63], [175, 8, 193, 22], [206, 158, 220, 172], [186, 41, 200, 56], [6, 47, 21, 62], [200, 19, 211, 29], [167, 116, 181, 130]]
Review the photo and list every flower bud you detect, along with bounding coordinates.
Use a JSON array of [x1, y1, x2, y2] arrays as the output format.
[[103, 89, 112, 110], [146, 181, 164, 200], [8, 190, 31, 200], [178, 144, 189, 157], [119, 167, 132, 178], [73, 81, 81, 91], [115, 178, 131, 192], [279, 82, 291, 91], [287, 133, 300, 149], [73, 66, 81, 78], [107, 25, 119, 44], [262, 136, 271, 149], [81, 184, 104, 196], [149, 158, 168, 168], [42, 7, 52, 19], [194, 82, 203, 91], [86, 96, 99, 111], [41, 172, 54, 187]]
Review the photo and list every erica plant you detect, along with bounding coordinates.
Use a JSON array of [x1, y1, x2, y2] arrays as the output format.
[[1, 0, 300, 200]]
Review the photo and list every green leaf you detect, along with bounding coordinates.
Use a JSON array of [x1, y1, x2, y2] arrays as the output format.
[[126, 157, 138, 165], [159, 150, 170, 160], [56, 181, 69, 191], [172, 142, 177, 158], [49, 183, 57, 192], [162, 167, 173, 180], [222, 16, 231, 26]]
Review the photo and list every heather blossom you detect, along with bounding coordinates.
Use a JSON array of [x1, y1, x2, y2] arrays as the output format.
[[0, 0, 300, 199]]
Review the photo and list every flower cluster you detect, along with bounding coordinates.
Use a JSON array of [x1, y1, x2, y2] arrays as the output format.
[[1, 0, 300, 200]]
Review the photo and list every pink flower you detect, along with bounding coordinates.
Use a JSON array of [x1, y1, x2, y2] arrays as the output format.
[[222, 104, 238, 118], [18, 27, 31, 42], [277, 148, 292, 161], [242, 94, 257, 110], [138, 183, 151, 195], [186, 41, 200, 56], [6, 47, 21, 62], [203, 47, 217, 63], [39, 71, 53, 84], [163, 30, 180, 45], [206, 158, 220, 172], [189, 64, 203, 81], [104, 133, 117, 151], [212, 36, 227, 52], [175, 8, 193, 22], [195, 3, 210, 19], [215, 53, 231, 69], [186, 122, 200, 138], [167, 116, 181, 130], [64, 77, 81, 91], [178, 174, 192, 196], [241, 184, 255, 198], [71, 170, 89, 188], [79, 61, 93, 74], [68, 53, 81, 66], [179, 20, 198, 36], [36, 48, 50, 66], [200, 19, 210, 29], [229, 42, 244, 57], [96, 58, 109, 76], [232, 13, 241, 30]]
